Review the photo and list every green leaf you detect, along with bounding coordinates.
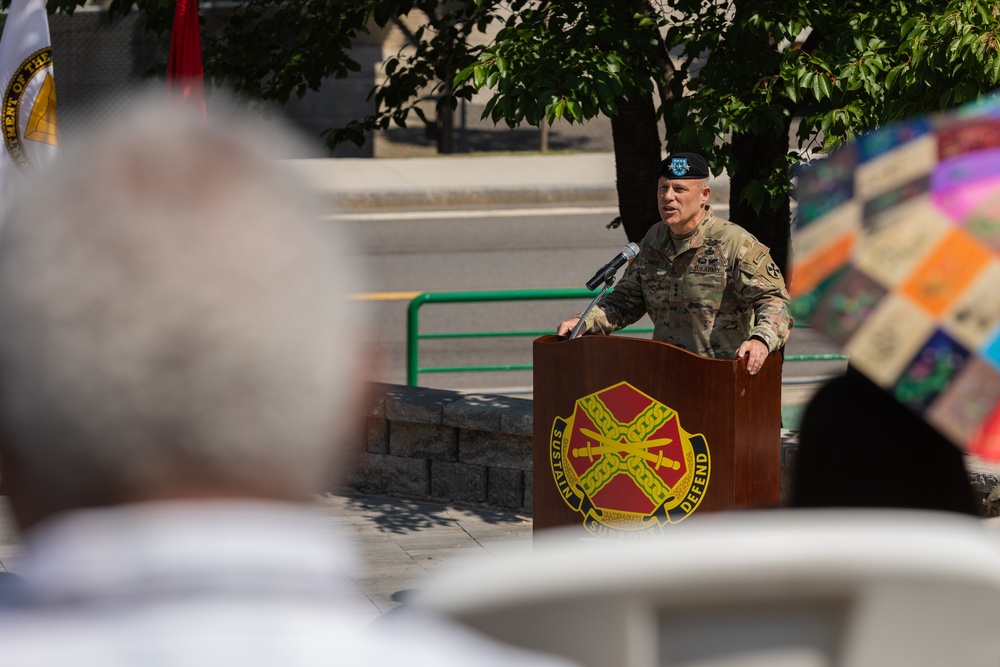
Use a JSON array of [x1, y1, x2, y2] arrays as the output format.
[[812, 72, 832, 101], [991, 56, 1000, 84], [886, 65, 902, 90], [473, 66, 486, 88], [453, 64, 476, 87], [820, 111, 833, 135], [566, 99, 582, 121], [740, 180, 767, 214], [486, 71, 499, 88], [595, 78, 615, 106], [482, 97, 498, 121], [785, 81, 799, 103], [900, 16, 920, 39]]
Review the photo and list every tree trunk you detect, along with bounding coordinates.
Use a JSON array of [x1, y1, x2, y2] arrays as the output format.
[[728, 125, 792, 277], [611, 91, 662, 244], [437, 101, 454, 154]]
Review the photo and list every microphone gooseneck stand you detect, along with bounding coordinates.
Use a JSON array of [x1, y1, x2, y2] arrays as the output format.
[[568, 275, 615, 340]]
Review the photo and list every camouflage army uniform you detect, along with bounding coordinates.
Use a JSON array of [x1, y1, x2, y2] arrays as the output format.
[[581, 207, 792, 358]]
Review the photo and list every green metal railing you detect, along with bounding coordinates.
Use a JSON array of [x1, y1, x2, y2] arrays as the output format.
[[407, 288, 599, 385], [406, 288, 846, 386]]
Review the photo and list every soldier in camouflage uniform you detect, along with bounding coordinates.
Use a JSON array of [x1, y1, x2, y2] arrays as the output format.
[[558, 152, 792, 375]]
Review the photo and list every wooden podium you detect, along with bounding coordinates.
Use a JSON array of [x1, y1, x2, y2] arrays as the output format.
[[533, 334, 781, 535]]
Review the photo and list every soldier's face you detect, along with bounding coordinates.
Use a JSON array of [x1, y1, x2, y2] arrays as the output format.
[[657, 177, 710, 234]]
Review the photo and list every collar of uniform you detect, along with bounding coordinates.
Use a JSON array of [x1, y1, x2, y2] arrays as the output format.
[[667, 207, 716, 259]]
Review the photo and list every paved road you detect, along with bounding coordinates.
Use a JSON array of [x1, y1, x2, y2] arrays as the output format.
[[335, 203, 846, 401]]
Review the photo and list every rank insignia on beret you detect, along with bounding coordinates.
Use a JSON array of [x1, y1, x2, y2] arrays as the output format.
[[670, 157, 690, 176]]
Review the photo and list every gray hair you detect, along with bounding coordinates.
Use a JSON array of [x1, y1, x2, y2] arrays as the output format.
[[0, 100, 367, 502]]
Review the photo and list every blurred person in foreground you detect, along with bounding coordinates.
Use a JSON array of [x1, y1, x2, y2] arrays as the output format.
[[790, 370, 978, 515], [0, 99, 574, 667]]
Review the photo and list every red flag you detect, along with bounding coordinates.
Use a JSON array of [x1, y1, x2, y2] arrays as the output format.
[[166, 0, 206, 117]]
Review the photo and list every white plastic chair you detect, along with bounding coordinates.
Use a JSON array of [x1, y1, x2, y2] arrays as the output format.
[[412, 510, 1000, 667]]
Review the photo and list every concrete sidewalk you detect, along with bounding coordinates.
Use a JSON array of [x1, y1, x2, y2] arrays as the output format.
[[284, 152, 731, 211], [322, 494, 532, 621]]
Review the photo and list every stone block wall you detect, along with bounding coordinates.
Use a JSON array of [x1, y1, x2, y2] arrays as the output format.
[[344, 384, 534, 511], [342, 383, 1000, 515]]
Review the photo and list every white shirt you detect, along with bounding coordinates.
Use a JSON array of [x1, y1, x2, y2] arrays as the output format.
[[0, 501, 574, 667]]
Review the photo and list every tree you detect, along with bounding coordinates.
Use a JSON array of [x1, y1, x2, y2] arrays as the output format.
[[663, 0, 1000, 274], [449, 1, 675, 244], [43, 0, 1000, 274]]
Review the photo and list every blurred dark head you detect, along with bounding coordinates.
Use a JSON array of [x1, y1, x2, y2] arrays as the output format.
[[790, 370, 978, 515]]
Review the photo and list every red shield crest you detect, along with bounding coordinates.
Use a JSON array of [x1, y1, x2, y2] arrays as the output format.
[[550, 381, 710, 537]]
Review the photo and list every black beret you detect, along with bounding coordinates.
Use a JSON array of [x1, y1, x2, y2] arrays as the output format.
[[658, 152, 711, 180]]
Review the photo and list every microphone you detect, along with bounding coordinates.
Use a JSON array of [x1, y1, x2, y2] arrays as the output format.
[[585, 243, 640, 290]]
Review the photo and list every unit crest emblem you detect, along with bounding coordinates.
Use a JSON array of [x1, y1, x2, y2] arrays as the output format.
[[549, 381, 710, 538]]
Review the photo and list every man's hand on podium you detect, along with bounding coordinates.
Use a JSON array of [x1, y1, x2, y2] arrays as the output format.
[[557, 317, 581, 337], [735, 338, 768, 375]]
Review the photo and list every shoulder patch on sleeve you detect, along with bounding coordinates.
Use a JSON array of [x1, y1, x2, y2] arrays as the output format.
[[738, 239, 772, 270]]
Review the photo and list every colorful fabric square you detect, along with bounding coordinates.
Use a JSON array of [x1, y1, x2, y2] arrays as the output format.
[[788, 202, 859, 299], [854, 195, 950, 288], [789, 268, 844, 322], [980, 326, 1000, 372], [942, 260, 1000, 350], [970, 400, 1000, 459], [795, 146, 856, 225], [898, 228, 991, 317], [928, 359, 1000, 447], [844, 294, 936, 388], [937, 117, 1000, 161], [856, 133, 936, 202], [807, 267, 886, 346], [964, 190, 1000, 251], [931, 148, 1000, 222], [862, 174, 929, 220], [893, 329, 970, 414], [857, 117, 932, 163]]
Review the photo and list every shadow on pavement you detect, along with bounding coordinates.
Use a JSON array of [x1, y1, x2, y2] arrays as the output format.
[[344, 494, 529, 535]]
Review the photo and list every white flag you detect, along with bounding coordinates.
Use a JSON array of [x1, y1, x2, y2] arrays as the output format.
[[0, 0, 57, 204]]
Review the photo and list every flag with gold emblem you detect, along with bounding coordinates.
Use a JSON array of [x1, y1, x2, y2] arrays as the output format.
[[0, 0, 58, 205]]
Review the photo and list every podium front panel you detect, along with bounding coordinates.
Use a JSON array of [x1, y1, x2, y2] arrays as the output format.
[[533, 334, 780, 535]]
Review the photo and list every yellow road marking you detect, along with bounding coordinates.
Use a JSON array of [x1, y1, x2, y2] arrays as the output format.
[[351, 287, 583, 302], [350, 291, 422, 301]]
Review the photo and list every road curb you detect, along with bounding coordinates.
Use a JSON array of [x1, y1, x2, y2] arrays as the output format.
[[316, 185, 618, 212], [318, 177, 731, 212]]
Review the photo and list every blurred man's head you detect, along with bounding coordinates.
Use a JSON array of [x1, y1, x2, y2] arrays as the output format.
[[0, 101, 369, 530]]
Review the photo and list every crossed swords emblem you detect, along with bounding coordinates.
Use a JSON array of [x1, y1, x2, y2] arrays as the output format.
[[570, 395, 681, 508]]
